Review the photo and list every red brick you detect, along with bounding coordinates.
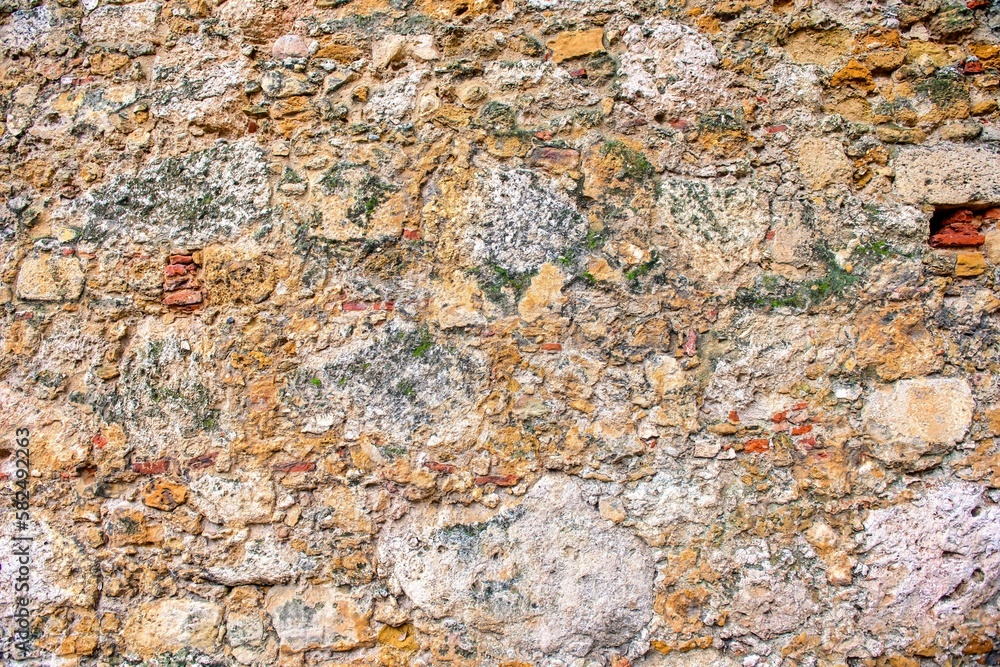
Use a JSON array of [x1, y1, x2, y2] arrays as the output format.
[[983, 208, 1000, 221], [528, 147, 580, 171], [744, 438, 770, 454], [568, 67, 587, 78], [683, 330, 697, 356], [669, 119, 691, 130], [534, 130, 554, 140], [929, 226, 985, 248], [791, 424, 812, 436], [964, 59, 985, 74], [163, 276, 198, 292], [187, 452, 218, 469], [968, 0, 989, 7], [425, 461, 456, 474], [169, 254, 194, 265], [798, 436, 817, 448], [133, 458, 170, 475], [765, 124, 787, 133], [475, 474, 520, 487], [342, 301, 367, 311], [164, 263, 195, 277], [541, 343, 562, 352], [92, 433, 108, 448], [274, 460, 316, 473], [373, 301, 395, 311], [163, 289, 203, 307], [771, 411, 787, 423], [728, 410, 740, 423], [402, 229, 421, 240]]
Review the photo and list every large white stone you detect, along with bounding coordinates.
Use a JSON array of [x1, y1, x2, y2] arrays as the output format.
[[122, 598, 223, 659], [81, 1, 159, 48], [377, 474, 654, 660], [265, 584, 373, 653], [188, 472, 275, 525], [863, 377, 974, 465], [859, 482, 1000, 649], [654, 177, 771, 283]]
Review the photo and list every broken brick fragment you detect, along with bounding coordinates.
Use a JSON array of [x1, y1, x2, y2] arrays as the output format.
[[683, 330, 697, 356], [163, 288, 203, 307], [528, 147, 581, 173], [744, 438, 770, 453], [164, 263, 195, 278], [425, 461, 457, 474], [163, 275, 199, 292], [133, 458, 170, 475], [964, 59, 985, 74], [929, 209, 986, 248], [273, 461, 316, 473], [475, 474, 520, 487], [187, 452, 219, 469]]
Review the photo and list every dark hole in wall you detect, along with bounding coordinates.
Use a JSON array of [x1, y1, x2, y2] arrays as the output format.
[[928, 206, 999, 248]]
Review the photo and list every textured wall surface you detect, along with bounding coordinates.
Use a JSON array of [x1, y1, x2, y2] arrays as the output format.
[[1, 0, 1000, 664]]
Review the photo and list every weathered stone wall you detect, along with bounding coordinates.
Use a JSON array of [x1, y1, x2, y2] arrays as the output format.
[[1, 0, 1000, 664]]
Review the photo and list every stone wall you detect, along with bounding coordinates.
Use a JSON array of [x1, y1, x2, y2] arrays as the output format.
[[1, 0, 1000, 664]]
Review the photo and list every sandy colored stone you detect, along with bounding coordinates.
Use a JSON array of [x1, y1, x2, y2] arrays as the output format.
[[315, 41, 364, 63], [599, 496, 627, 523], [895, 145, 1000, 206], [785, 28, 853, 65], [830, 59, 875, 92], [201, 244, 277, 304], [143, 479, 188, 511], [265, 584, 374, 653], [855, 305, 943, 381], [983, 228, 1000, 264], [585, 256, 622, 282], [518, 263, 567, 323], [863, 377, 974, 465], [797, 137, 852, 189], [956, 252, 987, 277], [372, 34, 406, 69], [431, 270, 486, 329], [644, 354, 686, 395], [188, 472, 276, 525], [547, 28, 605, 63], [16, 255, 84, 301], [122, 599, 223, 659]]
